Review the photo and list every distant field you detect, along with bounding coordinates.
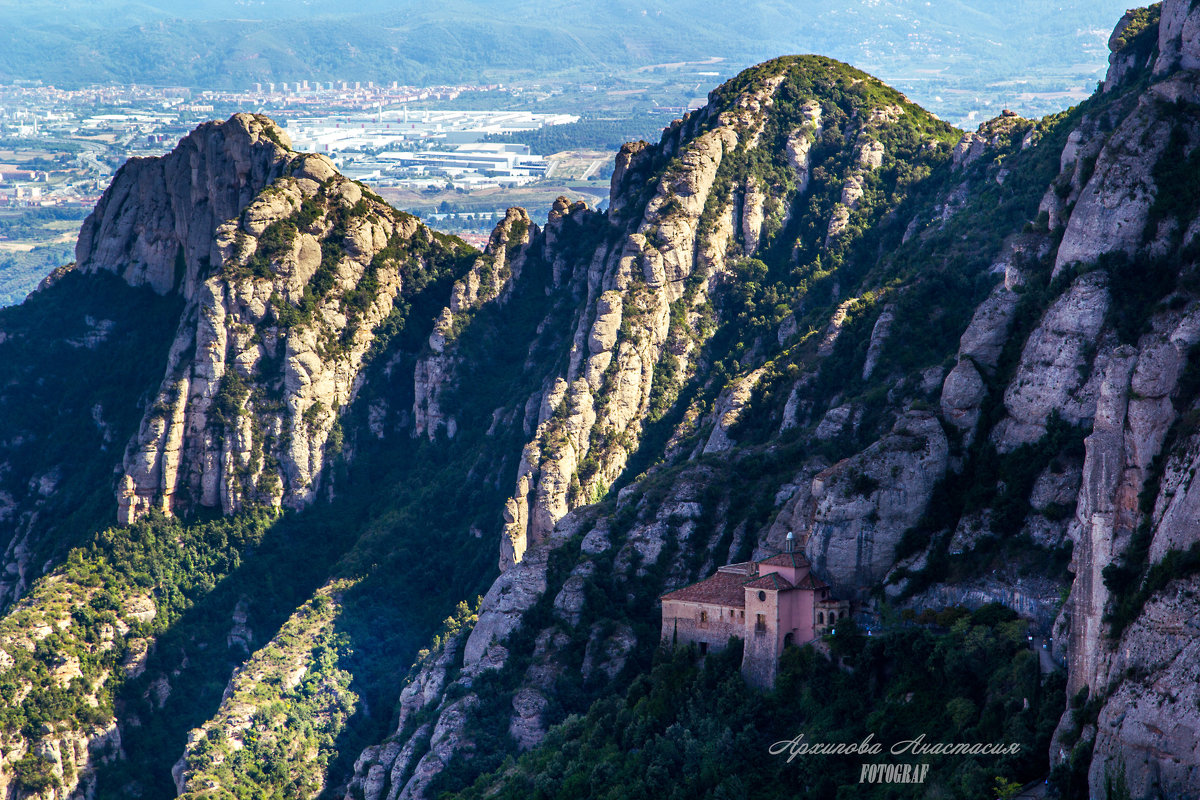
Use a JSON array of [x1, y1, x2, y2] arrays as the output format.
[[378, 177, 609, 236], [0, 231, 75, 252], [0, 243, 72, 306], [0, 208, 87, 305], [544, 150, 612, 181]]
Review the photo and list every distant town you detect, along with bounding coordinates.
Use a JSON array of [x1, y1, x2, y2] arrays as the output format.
[[0, 67, 715, 304], [0, 78, 672, 289], [0, 81, 606, 211], [0, 44, 1097, 304]]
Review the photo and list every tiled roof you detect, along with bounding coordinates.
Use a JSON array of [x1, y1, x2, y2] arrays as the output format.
[[795, 572, 829, 590], [745, 572, 795, 591], [662, 557, 833, 606], [758, 552, 811, 569], [661, 572, 749, 607]]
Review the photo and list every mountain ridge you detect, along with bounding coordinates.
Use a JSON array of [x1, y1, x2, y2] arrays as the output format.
[[2, 3, 1200, 798], [0, 1, 1129, 122]]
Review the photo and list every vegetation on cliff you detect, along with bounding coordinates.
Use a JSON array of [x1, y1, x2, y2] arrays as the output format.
[[10, 5, 1200, 798], [447, 607, 1062, 800]]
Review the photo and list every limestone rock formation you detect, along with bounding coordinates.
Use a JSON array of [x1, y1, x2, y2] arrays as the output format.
[[992, 271, 1109, 450], [16, 10, 1200, 799], [1088, 576, 1200, 799], [802, 412, 949, 597], [414, 207, 535, 440], [77, 114, 294, 298], [101, 128, 461, 523]]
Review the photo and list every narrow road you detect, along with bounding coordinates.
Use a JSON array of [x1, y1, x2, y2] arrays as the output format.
[[1032, 637, 1057, 674], [1014, 777, 1049, 798]]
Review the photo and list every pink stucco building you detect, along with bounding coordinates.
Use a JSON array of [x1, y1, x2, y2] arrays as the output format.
[[660, 533, 849, 687]]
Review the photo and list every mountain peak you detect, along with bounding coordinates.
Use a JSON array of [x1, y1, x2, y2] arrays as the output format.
[[75, 113, 295, 298]]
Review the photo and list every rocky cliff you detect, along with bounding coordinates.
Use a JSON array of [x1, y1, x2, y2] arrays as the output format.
[[74, 115, 474, 524], [3, 4, 1200, 800], [341, 6, 1200, 798], [76, 114, 293, 299]]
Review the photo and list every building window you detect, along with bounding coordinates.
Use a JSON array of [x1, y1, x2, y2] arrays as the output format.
[[729, 609, 734, 618], [739, 610, 745, 620], [818, 612, 824, 624], [829, 612, 837, 624], [758, 591, 766, 602], [699, 610, 708, 628], [755, 613, 766, 633]]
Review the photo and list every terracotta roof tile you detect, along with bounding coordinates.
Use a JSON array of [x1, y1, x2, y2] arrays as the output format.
[[745, 572, 795, 591], [795, 573, 829, 590], [663, 556, 835, 606], [661, 572, 749, 607], [758, 552, 811, 569]]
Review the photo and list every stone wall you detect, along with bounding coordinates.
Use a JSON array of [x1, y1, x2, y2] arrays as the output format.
[[661, 598, 744, 654], [741, 588, 780, 688]]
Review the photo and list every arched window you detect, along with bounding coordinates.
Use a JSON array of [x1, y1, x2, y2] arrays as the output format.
[[829, 612, 837, 624], [817, 612, 824, 624]]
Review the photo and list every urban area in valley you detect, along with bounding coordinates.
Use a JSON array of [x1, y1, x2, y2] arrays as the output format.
[[0, 74, 710, 305], [0, 37, 1105, 307]]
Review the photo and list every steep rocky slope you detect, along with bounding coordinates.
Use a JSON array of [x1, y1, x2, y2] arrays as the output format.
[[0, 115, 481, 799], [2, 3, 1200, 799], [339, 5, 1200, 798]]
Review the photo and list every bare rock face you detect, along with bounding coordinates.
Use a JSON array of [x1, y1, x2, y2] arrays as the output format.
[[413, 208, 535, 440], [800, 412, 949, 598], [1154, 0, 1200, 75], [956, 285, 1020, 368], [497, 75, 783, 572], [1089, 576, 1200, 799], [741, 175, 767, 254], [939, 236, 1036, 442], [1060, 348, 1140, 697], [703, 368, 766, 453], [1053, 92, 1176, 277], [1104, 9, 1153, 91], [609, 140, 653, 219], [77, 114, 293, 298], [464, 538, 554, 669], [906, 575, 1066, 634], [1151, 432, 1200, 560], [861, 305, 895, 380], [940, 359, 987, 434], [951, 114, 1034, 171], [784, 101, 822, 194], [992, 271, 1109, 450], [814, 403, 862, 441], [114, 142, 445, 523], [1050, 301, 1200, 796]]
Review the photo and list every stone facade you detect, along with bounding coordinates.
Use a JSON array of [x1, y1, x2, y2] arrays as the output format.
[[660, 539, 848, 688]]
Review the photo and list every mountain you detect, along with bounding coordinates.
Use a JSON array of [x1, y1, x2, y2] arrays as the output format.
[[0, 2, 1129, 121], [2, 2, 1200, 799]]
